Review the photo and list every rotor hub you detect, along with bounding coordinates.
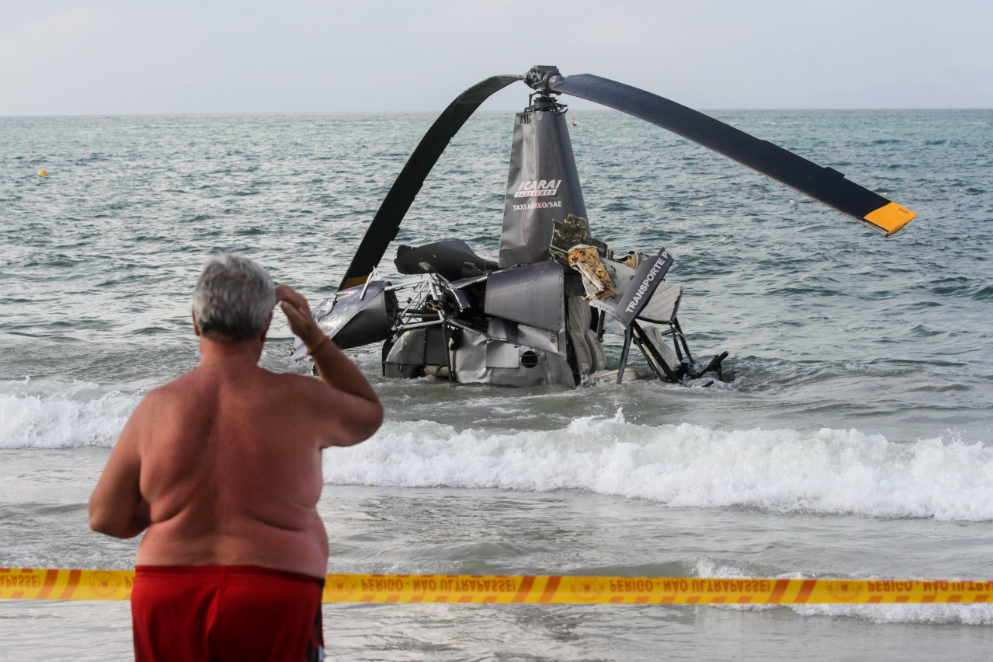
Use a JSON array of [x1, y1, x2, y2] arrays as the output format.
[[524, 65, 564, 94]]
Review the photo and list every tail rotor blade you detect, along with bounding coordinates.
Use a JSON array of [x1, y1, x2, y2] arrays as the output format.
[[337, 75, 523, 291], [552, 74, 915, 235]]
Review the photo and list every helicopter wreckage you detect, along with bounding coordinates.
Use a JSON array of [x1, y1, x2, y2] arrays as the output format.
[[293, 66, 915, 387]]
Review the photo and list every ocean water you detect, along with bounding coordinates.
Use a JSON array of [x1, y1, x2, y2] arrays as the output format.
[[1, 107, 992, 660]]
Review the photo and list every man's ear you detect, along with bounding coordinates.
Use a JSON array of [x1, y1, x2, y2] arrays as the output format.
[[192, 310, 201, 337]]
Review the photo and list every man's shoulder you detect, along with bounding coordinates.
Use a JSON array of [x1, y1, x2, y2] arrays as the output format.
[[134, 369, 212, 412], [265, 370, 331, 396], [146, 370, 198, 399], [117, 376, 194, 436], [142, 368, 335, 410]]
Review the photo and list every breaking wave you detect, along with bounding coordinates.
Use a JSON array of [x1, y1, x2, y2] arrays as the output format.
[[4, 380, 992, 523], [0, 379, 139, 449], [325, 410, 993, 522]]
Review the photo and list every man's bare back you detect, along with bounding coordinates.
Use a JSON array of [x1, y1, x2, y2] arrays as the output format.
[[89, 280, 383, 580], [130, 366, 346, 577]]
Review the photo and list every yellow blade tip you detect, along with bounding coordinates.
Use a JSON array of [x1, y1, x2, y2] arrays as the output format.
[[864, 202, 916, 236]]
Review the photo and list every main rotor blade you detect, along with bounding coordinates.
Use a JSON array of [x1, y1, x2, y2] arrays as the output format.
[[552, 74, 915, 236], [337, 75, 524, 291]]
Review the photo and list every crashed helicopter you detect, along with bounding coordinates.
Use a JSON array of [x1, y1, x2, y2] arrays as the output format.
[[292, 65, 916, 387]]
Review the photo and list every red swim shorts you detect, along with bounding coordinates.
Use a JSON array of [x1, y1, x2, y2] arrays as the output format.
[[132, 565, 324, 662]]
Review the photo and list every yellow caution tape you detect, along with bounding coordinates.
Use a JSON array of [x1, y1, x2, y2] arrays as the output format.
[[1, 568, 133, 601], [3, 569, 992, 604]]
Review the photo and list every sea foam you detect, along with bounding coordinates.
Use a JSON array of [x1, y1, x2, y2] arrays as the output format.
[[4, 381, 991, 522], [0, 379, 139, 449], [324, 410, 993, 522]]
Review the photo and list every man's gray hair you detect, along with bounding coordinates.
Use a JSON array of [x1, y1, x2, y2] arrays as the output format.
[[192, 254, 275, 342]]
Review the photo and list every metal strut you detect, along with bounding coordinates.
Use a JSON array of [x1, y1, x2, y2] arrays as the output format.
[[630, 321, 682, 383], [615, 327, 634, 385]]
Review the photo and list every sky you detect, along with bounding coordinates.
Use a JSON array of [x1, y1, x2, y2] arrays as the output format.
[[2, 0, 992, 116]]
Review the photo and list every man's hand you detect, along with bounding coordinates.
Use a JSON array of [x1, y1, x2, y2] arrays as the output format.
[[276, 284, 325, 351]]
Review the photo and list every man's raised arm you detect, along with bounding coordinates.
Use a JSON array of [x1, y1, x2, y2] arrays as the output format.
[[276, 284, 383, 446]]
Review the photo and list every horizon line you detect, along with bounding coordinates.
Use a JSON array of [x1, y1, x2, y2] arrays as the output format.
[[2, 107, 990, 120]]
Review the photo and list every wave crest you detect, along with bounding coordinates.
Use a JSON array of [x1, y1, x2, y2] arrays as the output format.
[[325, 411, 993, 522], [0, 379, 139, 449]]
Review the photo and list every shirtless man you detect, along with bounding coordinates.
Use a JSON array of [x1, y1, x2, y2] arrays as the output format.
[[89, 254, 383, 662]]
